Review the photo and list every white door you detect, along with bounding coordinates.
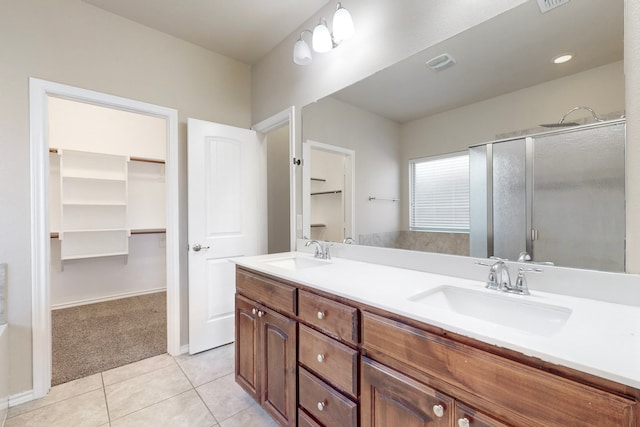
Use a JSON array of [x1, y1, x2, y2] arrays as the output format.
[[188, 118, 266, 354]]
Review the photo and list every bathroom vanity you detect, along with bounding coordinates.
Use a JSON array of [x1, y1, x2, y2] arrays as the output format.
[[233, 252, 640, 427]]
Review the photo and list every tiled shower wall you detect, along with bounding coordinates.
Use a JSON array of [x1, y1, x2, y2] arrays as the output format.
[[359, 231, 469, 256]]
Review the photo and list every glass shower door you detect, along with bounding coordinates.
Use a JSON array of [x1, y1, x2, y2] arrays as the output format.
[[532, 122, 625, 271]]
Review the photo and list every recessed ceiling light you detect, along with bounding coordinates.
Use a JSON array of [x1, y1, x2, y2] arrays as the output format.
[[553, 54, 573, 64]]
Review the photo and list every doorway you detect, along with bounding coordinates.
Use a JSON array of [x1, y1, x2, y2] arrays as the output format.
[[253, 107, 297, 252], [48, 97, 168, 385], [30, 78, 180, 398], [302, 140, 355, 242]]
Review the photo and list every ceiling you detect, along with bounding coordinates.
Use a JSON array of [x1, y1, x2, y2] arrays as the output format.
[[83, 0, 330, 64], [331, 0, 624, 123]]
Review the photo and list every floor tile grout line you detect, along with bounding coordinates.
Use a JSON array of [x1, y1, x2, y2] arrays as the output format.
[[192, 383, 220, 426], [107, 388, 197, 424], [6, 379, 104, 419], [100, 373, 113, 427], [101, 353, 178, 387]]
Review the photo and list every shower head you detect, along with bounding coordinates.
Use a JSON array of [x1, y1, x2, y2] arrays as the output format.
[[539, 106, 604, 128]]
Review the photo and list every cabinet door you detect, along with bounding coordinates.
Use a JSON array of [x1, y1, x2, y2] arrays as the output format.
[[455, 402, 511, 427], [361, 357, 452, 427], [260, 306, 297, 427], [235, 294, 259, 400]]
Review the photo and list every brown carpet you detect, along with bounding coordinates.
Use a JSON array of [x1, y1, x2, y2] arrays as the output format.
[[52, 292, 167, 386]]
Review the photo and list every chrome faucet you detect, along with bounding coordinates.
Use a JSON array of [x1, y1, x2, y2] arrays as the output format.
[[305, 240, 332, 260], [342, 237, 355, 244], [475, 258, 542, 295]]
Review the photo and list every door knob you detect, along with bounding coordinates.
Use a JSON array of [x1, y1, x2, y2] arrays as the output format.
[[192, 243, 210, 252]]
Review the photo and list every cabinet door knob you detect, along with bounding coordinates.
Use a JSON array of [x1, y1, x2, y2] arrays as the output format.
[[251, 308, 257, 315], [458, 418, 470, 427], [317, 353, 325, 363], [317, 311, 325, 320], [432, 404, 445, 418], [257, 310, 265, 317], [317, 401, 326, 411]]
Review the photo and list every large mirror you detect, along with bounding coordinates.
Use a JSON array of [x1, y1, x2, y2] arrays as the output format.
[[302, 0, 625, 271]]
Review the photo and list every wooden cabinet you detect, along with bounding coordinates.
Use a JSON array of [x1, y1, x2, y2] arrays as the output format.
[[361, 357, 452, 427], [299, 324, 358, 397], [362, 310, 637, 427], [235, 271, 297, 427], [299, 367, 358, 427], [454, 402, 510, 427], [297, 291, 360, 426], [235, 266, 638, 427], [298, 289, 359, 344]]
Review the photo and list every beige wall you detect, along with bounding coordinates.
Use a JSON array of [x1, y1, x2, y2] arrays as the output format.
[[0, 0, 250, 394], [400, 61, 625, 229], [266, 126, 291, 253], [626, 0, 640, 273], [303, 97, 401, 238]]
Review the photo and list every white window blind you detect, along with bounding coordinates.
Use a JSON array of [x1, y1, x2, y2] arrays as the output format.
[[410, 152, 470, 232]]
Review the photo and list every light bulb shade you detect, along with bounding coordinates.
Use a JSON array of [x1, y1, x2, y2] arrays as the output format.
[[293, 39, 312, 65], [312, 23, 333, 53], [333, 6, 355, 43]]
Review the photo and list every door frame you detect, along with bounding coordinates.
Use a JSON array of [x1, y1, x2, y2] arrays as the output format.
[[302, 140, 355, 241], [29, 78, 180, 398], [252, 106, 296, 251]]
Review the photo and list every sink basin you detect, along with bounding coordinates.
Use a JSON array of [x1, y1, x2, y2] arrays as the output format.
[[409, 286, 572, 336], [263, 256, 331, 271]]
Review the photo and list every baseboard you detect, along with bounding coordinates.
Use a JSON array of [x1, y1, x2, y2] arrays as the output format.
[[8, 390, 34, 407], [51, 287, 166, 310]]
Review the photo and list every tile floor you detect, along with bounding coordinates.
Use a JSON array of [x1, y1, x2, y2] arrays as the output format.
[[5, 344, 278, 427]]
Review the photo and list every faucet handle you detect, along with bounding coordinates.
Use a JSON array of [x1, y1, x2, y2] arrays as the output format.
[[513, 267, 542, 295], [475, 260, 503, 290], [323, 243, 333, 260]]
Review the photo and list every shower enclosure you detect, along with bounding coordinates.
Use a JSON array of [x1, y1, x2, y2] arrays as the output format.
[[469, 119, 626, 272]]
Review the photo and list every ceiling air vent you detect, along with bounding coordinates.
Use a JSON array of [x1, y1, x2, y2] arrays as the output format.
[[536, 0, 570, 14], [425, 53, 456, 72]]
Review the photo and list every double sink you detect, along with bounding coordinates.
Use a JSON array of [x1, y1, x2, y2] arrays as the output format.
[[260, 254, 572, 337]]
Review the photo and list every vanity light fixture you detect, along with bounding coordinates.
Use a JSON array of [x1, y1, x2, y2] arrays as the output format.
[[293, 2, 355, 65], [553, 53, 573, 64]]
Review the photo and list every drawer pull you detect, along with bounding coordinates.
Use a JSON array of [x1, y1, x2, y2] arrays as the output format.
[[317, 353, 325, 363], [317, 401, 326, 411], [458, 418, 470, 427], [257, 310, 265, 317], [317, 311, 325, 320], [433, 404, 445, 418]]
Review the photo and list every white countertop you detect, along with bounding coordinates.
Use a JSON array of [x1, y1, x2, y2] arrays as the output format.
[[233, 252, 640, 390]]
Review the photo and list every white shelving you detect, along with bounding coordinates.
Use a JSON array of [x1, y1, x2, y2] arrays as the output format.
[[58, 149, 130, 261]]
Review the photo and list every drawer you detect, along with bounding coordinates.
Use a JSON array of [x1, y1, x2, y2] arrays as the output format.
[[298, 409, 322, 427], [298, 289, 358, 344], [236, 268, 296, 316], [362, 311, 636, 427], [299, 368, 357, 427], [299, 324, 358, 397]]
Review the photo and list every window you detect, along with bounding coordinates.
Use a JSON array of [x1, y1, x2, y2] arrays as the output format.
[[409, 152, 469, 232]]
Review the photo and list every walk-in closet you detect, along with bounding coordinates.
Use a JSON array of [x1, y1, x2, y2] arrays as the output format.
[[48, 96, 167, 385]]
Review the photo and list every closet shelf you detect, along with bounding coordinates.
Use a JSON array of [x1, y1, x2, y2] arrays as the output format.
[[60, 228, 129, 234], [62, 202, 127, 207], [62, 252, 128, 261], [61, 175, 126, 183], [51, 228, 166, 238], [50, 148, 165, 165], [311, 190, 342, 196]]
